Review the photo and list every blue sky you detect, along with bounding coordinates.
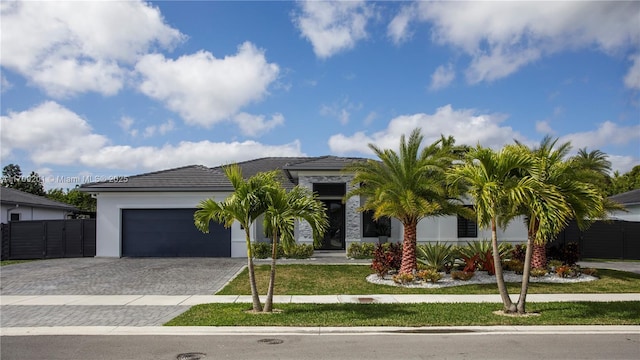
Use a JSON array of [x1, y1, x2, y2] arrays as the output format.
[[1, 1, 639, 189]]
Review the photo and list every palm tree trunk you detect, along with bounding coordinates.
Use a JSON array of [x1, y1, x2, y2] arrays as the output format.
[[264, 234, 278, 312], [517, 221, 536, 314], [245, 229, 262, 312], [400, 219, 418, 275], [532, 242, 547, 269], [491, 217, 515, 313]]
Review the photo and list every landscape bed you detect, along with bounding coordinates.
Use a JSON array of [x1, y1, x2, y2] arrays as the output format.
[[216, 265, 640, 295]]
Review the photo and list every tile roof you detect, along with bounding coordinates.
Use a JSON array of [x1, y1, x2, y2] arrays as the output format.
[[80, 156, 365, 192], [609, 189, 640, 206], [1, 187, 78, 211]]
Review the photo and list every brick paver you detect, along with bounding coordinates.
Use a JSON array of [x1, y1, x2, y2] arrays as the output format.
[[0, 258, 245, 327], [0, 305, 188, 327], [0, 258, 245, 295]]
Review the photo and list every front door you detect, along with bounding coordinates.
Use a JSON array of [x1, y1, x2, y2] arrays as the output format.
[[319, 200, 345, 250]]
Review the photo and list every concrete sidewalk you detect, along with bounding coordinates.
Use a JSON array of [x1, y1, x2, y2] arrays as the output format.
[[2, 293, 639, 306]]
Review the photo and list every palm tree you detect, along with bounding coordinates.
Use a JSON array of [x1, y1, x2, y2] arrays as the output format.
[[262, 185, 328, 312], [345, 128, 465, 275], [448, 145, 534, 313], [516, 138, 610, 269], [194, 165, 279, 312], [512, 139, 618, 313]]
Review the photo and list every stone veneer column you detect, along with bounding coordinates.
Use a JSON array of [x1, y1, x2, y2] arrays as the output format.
[[297, 175, 361, 250]]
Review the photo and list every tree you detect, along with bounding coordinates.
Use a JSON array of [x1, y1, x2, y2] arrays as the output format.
[[345, 128, 466, 275], [516, 138, 612, 270], [262, 185, 327, 312], [608, 165, 640, 195], [194, 165, 279, 312], [47, 186, 96, 212], [448, 145, 537, 313], [512, 138, 618, 314], [2, 164, 45, 196]]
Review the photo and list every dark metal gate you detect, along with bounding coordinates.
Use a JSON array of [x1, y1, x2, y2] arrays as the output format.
[[1, 219, 96, 260], [549, 220, 640, 260]]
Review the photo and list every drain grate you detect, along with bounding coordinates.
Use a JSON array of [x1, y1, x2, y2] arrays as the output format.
[[177, 352, 206, 360], [258, 338, 284, 345], [358, 297, 376, 303]]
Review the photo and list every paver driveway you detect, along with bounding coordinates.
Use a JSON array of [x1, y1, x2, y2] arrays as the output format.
[[1, 258, 246, 327], [0, 257, 246, 295]]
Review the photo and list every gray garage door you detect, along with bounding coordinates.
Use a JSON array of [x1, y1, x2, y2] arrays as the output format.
[[122, 209, 230, 257]]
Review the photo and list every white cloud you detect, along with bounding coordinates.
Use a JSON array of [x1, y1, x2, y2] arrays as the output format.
[[1, 101, 109, 164], [329, 104, 527, 154], [143, 119, 175, 138], [409, 1, 640, 84], [320, 97, 362, 125], [119, 116, 138, 137], [1, 73, 13, 93], [387, 4, 416, 45], [608, 155, 639, 174], [535, 120, 555, 135], [363, 111, 377, 126], [233, 113, 285, 137], [559, 121, 640, 150], [1, 102, 304, 171], [0, 0, 184, 97], [624, 53, 640, 90], [294, 0, 373, 58], [136, 42, 279, 127], [429, 63, 456, 90]]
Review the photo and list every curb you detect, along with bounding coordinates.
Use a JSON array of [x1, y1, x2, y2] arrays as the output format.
[[2, 325, 639, 337]]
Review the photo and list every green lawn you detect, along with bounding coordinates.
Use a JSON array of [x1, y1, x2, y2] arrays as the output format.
[[216, 264, 640, 295], [0, 260, 34, 266], [166, 301, 640, 326]]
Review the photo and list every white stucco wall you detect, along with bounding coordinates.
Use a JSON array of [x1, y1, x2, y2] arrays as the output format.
[[610, 205, 640, 222], [93, 191, 247, 257], [412, 215, 528, 245], [1, 204, 71, 223]]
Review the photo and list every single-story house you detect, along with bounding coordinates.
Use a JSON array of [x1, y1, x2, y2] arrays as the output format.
[[1, 186, 78, 223], [80, 156, 527, 258], [608, 189, 640, 222]]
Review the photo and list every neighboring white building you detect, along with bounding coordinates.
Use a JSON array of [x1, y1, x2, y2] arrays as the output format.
[[1, 187, 77, 224], [80, 156, 528, 258], [609, 189, 640, 222]]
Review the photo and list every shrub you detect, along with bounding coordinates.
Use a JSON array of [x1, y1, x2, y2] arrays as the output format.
[[284, 244, 314, 259], [371, 243, 402, 278], [556, 265, 571, 278], [451, 270, 475, 281], [581, 268, 598, 277], [511, 244, 526, 262], [416, 269, 442, 283], [548, 259, 563, 269], [252, 242, 274, 259], [392, 273, 415, 284], [458, 240, 511, 275], [347, 242, 375, 259], [417, 242, 455, 272], [504, 259, 524, 274], [530, 268, 548, 277], [563, 242, 580, 266]]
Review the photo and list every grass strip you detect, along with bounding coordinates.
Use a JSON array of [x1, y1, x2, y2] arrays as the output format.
[[166, 301, 640, 327], [216, 265, 640, 295], [0, 260, 34, 266]]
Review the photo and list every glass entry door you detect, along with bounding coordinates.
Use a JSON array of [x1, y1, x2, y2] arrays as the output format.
[[319, 200, 345, 250]]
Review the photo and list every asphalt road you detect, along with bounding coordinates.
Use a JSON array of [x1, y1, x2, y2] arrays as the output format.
[[2, 333, 639, 360]]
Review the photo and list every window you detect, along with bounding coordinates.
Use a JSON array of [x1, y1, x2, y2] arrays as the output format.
[[362, 210, 391, 237], [10, 213, 20, 221], [313, 183, 345, 197], [457, 206, 477, 238]]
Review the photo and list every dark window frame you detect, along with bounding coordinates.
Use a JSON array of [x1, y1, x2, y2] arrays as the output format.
[[362, 210, 391, 237], [10, 213, 20, 221], [457, 205, 478, 238]]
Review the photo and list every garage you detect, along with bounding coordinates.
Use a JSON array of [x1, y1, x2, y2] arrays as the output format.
[[121, 208, 230, 257]]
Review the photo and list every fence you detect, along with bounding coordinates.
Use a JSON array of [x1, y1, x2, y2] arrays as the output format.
[[549, 220, 640, 260], [0, 219, 96, 260]]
